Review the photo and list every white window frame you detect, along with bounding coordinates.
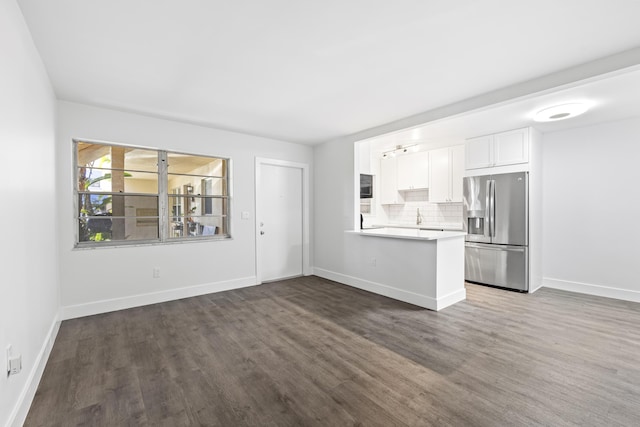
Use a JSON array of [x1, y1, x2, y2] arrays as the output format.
[[73, 139, 231, 248]]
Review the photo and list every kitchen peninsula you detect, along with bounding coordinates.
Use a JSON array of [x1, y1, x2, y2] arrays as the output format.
[[343, 227, 466, 311]]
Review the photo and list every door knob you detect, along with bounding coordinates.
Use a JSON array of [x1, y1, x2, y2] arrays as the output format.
[[260, 231, 265, 235]]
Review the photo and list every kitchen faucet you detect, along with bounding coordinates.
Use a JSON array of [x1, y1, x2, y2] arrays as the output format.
[[416, 208, 422, 225]]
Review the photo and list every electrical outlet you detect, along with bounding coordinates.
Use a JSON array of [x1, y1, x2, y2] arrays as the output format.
[[371, 258, 377, 267], [153, 267, 160, 278]]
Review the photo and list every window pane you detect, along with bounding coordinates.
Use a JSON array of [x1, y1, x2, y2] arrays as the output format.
[[77, 194, 159, 243], [78, 169, 158, 194], [169, 216, 226, 238], [168, 195, 226, 218], [166, 176, 227, 196], [167, 153, 227, 176], [77, 142, 158, 172], [200, 177, 226, 196], [79, 216, 159, 243], [79, 194, 158, 216]]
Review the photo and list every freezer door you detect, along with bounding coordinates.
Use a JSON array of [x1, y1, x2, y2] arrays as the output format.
[[491, 172, 528, 246], [465, 243, 528, 291], [463, 175, 491, 243]]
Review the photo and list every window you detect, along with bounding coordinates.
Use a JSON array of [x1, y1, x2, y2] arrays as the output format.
[[75, 140, 230, 247], [166, 152, 229, 239]]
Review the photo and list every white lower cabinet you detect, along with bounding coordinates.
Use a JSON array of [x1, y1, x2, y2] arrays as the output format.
[[429, 145, 464, 203]]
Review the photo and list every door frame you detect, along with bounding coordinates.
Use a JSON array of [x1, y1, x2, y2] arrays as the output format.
[[255, 157, 310, 284]]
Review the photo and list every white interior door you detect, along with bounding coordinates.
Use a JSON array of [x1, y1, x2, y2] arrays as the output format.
[[257, 162, 303, 282]]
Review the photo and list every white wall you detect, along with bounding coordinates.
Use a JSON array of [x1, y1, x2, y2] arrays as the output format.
[[57, 101, 313, 317], [0, 0, 59, 425], [314, 139, 356, 274], [542, 117, 640, 301]]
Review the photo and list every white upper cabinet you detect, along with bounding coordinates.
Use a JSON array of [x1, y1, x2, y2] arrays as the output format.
[[465, 128, 529, 170], [379, 157, 404, 204], [493, 128, 529, 166], [429, 145, 464, 203], [450, 145, 465, 202], [396, 151, 429, 190], [465, 135, 493, 170], [428, 148, 449, 202]]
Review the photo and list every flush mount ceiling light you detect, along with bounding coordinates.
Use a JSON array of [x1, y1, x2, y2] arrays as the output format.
[[534, 103, 589, 122]]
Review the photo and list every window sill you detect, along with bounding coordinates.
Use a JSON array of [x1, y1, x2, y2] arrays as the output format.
[[73, 235, 232, 250]]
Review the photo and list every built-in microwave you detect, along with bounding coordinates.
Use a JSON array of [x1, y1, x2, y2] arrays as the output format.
[[360, 174, 373, 199]]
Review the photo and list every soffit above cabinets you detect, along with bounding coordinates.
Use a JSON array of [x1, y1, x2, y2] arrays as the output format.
[[367, 66, 640, 153]]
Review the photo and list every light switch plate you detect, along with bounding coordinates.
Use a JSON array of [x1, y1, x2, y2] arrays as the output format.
[[8, 354, 21, 376], [6, 345, 11, 374], [6, 345, 21, 376], [241, 211, 250, 220]]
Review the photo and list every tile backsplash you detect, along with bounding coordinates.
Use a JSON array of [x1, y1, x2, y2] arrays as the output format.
[[383, 190, 463, 229]]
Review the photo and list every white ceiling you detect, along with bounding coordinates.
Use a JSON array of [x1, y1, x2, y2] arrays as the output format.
[[17, 0, 640, 145]]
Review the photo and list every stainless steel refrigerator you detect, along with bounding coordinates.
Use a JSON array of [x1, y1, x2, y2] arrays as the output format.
[[463, 172, 528, 291]]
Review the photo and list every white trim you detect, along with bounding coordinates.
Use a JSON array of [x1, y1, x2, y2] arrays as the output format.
[[7, 316, 60, 427], [313, 268, 464, 311], [60, 276, 257, 320], [543, 277, 640, 303], [436, 288, 467, 310], [529, 280, 544, 293], [463, 162, 529, 177], [255, 157, 311, 283], [72, 139, 233, 248]]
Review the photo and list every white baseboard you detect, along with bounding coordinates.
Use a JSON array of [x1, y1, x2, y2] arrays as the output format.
[[436, 288, 467, 310], [7, 315, 60, 427], [529, 281, 543, 293], [543, 277, 640, 303], [314, 267, 463, 311], [61, 276, 258, 320]]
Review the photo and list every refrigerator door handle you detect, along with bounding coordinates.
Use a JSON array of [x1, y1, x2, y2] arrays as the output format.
[[484, 180, 491, 238], [490, 179, 496, 237], [485, 179, 496, 237]]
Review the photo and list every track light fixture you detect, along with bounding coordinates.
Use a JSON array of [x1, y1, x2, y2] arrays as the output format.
[[382, 144, 418, 158]]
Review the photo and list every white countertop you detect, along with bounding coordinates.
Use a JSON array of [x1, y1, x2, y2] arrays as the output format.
[[371, 223, 464, 232], [347, 227, 466, 241]]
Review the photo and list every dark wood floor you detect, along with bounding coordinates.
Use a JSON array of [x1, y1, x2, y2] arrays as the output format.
[[25, 276, 640, 426]]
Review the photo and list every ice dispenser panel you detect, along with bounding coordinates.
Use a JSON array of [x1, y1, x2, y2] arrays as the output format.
[[467, 217, 485, 235]]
